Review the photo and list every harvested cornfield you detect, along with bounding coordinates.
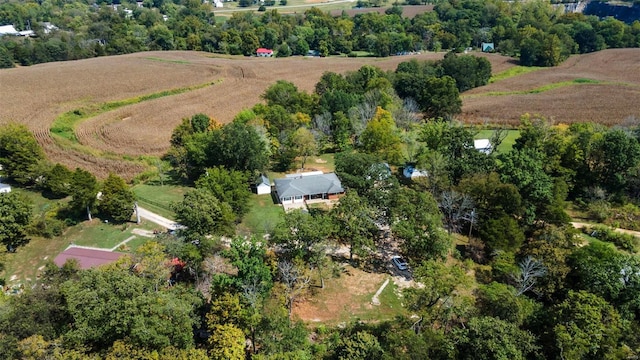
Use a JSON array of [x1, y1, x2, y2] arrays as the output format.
[[461, 48, 640, 126], [0, 50, 514, 178]]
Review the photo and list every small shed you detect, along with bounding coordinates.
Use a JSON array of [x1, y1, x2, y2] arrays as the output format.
[[0, 183, 11, 193], [256, 48, 274, 57], [255, 174, 271, 195], [474, 139, 493, 154], [482, 42, 495, 52]]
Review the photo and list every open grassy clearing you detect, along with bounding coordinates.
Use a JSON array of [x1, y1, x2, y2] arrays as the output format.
[[237, 194, 284, 236], [132, 184, 188, 219], [474, 129, 520, 153], [294, 265, 405, 325]]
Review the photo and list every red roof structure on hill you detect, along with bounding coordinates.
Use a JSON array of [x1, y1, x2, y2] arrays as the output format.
[[54, 247, 126, 270], [256, 48, 273, 54]]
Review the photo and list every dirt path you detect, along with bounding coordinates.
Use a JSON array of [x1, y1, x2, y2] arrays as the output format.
[[137, 206, 179, 230], [571, 222, 640, 238]]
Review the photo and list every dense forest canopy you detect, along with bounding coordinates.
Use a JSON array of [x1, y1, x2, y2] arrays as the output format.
[[1, 0, 640, 68]]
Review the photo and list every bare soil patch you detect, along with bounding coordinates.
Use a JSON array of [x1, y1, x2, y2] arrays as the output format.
[[293, 265, 387, 323]]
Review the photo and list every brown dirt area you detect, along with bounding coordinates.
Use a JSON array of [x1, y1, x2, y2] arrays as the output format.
[[4, 49, 637, 178], [293, 265, 387, 323], [1, 50, 486, 178], [461, 48, 640, 126]]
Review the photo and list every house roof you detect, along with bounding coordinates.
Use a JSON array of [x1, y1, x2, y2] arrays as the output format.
[[54, 247, 126, 270], [0, 25, 19, 35], [256, 48, 273, 53], [0, 183, 10, 189], [474, 139, 492, 154], [256, 174, 270, 186], [274, 172, 344, 198]]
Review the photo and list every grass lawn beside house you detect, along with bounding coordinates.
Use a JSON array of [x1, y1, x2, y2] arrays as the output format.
[[238, 194, 284, 237]]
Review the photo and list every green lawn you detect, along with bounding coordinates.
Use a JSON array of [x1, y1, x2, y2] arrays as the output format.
[[132, 184, 190, 219], [119, 236, 151, 253], [474, 129, 520, 154], [238, 194, 284, 236], [12, 188, 68, 217], [61, 220, 141, 249]]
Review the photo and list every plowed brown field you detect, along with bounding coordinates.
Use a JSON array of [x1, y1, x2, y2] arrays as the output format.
[[462, 48, 640, 126], [3, 49, 637, 178], [0, 51, 511, 178]]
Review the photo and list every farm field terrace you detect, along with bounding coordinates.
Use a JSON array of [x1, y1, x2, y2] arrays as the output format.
[[1, 49, 639, 179], [462, 48, 640, 127]]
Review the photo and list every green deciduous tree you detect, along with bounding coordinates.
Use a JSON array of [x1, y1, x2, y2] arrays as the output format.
[[391, 188, 450, 262], [359, 107, 402, 164], [98, 173, 135, 223], [405, 259, 473, 330], [69, 168, 99, 221], [195, 166, 251, 220], [43, 163, 73, 199], [335, 331, 384, 360], [0, 123, 45, 185], [457, 316, 538, 360], [0, 191, 32, 252], [172, 188, 235, 237], [331, 191, 377, 261], [552, 290, 622, 359], [270, 209, 331, 263], [62, 268, 199, 351], [289, 127, 317, 170]]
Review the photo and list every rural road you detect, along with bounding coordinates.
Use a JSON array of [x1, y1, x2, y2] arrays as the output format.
[[137, 206, 179, 230]]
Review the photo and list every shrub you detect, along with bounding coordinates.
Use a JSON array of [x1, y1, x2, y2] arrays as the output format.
[[583, 225, 639, 253]]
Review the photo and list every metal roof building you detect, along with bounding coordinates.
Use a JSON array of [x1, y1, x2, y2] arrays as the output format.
[[274, 172, 344, 204]]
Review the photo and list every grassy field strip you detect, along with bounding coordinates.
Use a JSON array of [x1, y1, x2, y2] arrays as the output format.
[[144, 57, 191, 64], [489, 65, 544, 83], [462, 78, 637, 99], [50, 80, 220, 143]]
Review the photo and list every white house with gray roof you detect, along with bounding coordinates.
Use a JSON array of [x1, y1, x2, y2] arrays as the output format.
[[274, 172, 344, 205]]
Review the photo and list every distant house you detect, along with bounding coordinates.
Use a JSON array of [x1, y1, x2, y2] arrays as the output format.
[[42, 22, 59, 34], [254, 174, 271, 195], [54, 247, 126, 270], [474, 139, 493, 154], [0, 183, 11, 193], [0, 25, 19, 36], [403, 165, 428, 179], [274, 172, 344, 204], [256, 48, 274, 57]]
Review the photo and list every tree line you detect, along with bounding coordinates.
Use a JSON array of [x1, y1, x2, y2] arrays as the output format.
[[2, 0, 640, 68]]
